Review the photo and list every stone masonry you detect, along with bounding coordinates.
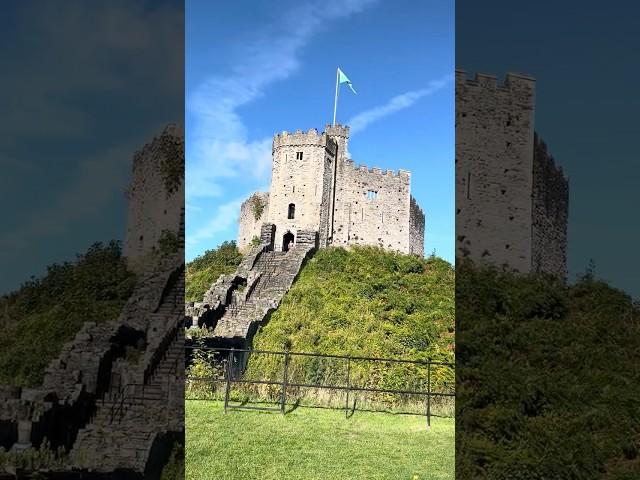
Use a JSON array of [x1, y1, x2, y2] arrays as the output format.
[[124, 124, 184, 268], [456, 70, 569, 279], [186, 228, 317, 350], [0, 256, 185, 476], [237, 124, 425, 257], [1, 125, 185, 477]]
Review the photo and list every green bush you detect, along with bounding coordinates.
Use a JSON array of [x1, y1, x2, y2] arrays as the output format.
[[247, 246, 455, 398], [185, 241, 243, 302], [160, 441, 184, 480], [0, 241, 136, 387], [456, 259, 640, 479]]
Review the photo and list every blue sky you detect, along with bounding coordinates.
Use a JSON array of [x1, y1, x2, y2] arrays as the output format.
[[186, 0, 455, 262], [0, 0, 183, 294]]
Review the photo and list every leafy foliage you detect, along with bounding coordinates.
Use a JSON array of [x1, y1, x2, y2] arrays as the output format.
[[250, 235, 262, 247], [160, 441, 185, 480], [0, 440, 67, 471], [456, 259, 640, 479], [248, 246, 455, 394], [0, 241, 136, 387], [250, 195, 266, 220], [185, 241, 243, 302], [156, 229, 180, 256], [159, 133, 184, 197]]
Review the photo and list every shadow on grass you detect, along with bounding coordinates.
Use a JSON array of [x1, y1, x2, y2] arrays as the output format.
[[188, 397, 452, 422]]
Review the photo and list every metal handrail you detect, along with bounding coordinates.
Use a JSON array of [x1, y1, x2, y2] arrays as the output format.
[[186, 345, 454, 427]]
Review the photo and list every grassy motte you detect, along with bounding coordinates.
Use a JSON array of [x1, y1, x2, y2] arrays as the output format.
[[246, 246, 455, 393], [456, 260, 640, 479], [0, 241, 136, 387], [186, 400, 454, 480]]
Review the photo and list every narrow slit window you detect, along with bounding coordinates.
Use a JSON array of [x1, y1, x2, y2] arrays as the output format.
[[288, 203, 295, 219], [466, 172, 471, 199], [296, 151, 304, 160]]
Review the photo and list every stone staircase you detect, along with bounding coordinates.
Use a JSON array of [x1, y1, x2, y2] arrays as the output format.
[[68, 266, 184, 474], [208, 244, 313, 348]]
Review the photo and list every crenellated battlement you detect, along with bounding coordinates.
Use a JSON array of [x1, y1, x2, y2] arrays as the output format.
[[456, 69, 535, 93], [240, 122, 423, 256], [343, 159, 409, 178], [325, 124, 350, 138], [273, 128, 325, 149], [272, 124, 352, 151]]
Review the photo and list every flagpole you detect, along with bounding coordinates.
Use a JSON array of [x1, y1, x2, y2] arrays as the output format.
[[333, 67, 340, 126]]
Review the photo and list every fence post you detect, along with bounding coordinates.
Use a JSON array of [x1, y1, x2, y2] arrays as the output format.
[[345, 356, 351, 418], [426, 359, 431, 429], [280, 350, 290, 415], [224, 349, 233, 414]]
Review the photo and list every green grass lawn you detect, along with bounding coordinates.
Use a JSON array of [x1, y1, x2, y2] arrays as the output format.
[[186, 400, 454, 480]]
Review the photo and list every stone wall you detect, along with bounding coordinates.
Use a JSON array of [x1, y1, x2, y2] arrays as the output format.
[[268, 128, 335, 251], [238, 123, 425, 257], [409, 195, 425, 256], [532, 134, 569, 278], [296, 229, 319, 248], [238, 192, 269, 251], [260, 223, 276, 250], [456, 69, 569, 277], [456, 70, 536, 272], [332, 160, 412, 253], [124, 124, 184, 264]]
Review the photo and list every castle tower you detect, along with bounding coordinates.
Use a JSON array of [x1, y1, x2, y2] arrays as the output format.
[[456, 70, 568, 278], [124, 124, 184, 268], [325, 124, 350, 161], [267, 128, 338, 251], [236, 123, 426, 257]]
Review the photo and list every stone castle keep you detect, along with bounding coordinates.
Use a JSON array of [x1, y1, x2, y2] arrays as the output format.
[[456, 70, 569, 278], [237, 124, 425, 256], [185, 124, 425, 349]]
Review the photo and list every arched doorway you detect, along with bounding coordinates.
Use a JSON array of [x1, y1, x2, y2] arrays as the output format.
[[282, 232, 295, 252]]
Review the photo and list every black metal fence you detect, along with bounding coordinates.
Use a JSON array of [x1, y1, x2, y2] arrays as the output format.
[[185, 346, 454, 426]]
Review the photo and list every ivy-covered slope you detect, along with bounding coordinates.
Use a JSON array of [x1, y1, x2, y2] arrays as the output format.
[[0, 242, 136, 387], [252, 246, 454, 362], [185, 241, 242, 302], [456, 260, 640, 479]]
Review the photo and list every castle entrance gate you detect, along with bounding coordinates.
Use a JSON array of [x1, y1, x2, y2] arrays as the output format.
[[283, 232, 294, 252]]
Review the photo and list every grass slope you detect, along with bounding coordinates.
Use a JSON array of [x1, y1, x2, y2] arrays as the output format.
[[185, 241, 242, 302], [253, 246, 454, 359], [247, 246, 455, 391], [457, 260, 640, 479], [0, 241, 136, 387], [186, 400, 454, 480]]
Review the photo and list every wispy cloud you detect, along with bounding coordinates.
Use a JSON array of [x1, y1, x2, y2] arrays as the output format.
[[186, 197, 246, 249], [186, 0, 378, 200], [348, 74, 453, 135]]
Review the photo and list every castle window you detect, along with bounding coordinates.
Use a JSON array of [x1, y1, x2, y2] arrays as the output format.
[[288, 203, 295, 219], [366, 190, 378, 200], [296, 151, 304, 160]]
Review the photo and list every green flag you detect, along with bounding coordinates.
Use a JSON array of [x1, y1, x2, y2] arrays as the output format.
[[338, 67, 357, 94]]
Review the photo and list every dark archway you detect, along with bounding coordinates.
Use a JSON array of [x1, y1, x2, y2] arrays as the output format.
[[283, 232, 294, 252]]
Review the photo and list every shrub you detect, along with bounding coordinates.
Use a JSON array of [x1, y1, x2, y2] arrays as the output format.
[[456, 259, 640, 479], [247, 246, 455, 398], [0, 241, 136, 387], [185, 241, 242, 302]]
